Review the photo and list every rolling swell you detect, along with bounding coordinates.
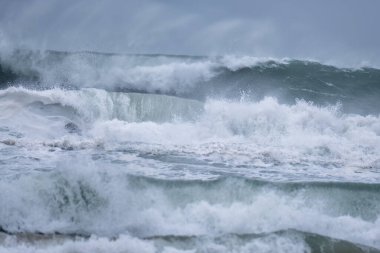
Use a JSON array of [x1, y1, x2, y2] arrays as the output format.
[[210, 61, 380, 114], [1, 49, 380, 114]]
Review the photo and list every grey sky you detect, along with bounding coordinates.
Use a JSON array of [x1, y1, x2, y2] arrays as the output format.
[[1, 0, 379, 66]]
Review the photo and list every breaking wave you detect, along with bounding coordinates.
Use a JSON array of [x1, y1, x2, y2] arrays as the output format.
[[1, 49, 380, 252]]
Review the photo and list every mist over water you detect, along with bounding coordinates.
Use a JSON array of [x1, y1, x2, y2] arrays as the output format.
[[1, 1, 380, 252]]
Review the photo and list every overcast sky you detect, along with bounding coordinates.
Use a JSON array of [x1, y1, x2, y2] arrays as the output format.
[[1, 0, 379, 66]]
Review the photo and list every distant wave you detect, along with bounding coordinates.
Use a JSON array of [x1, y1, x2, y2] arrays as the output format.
[[1, 49, 380, 114]]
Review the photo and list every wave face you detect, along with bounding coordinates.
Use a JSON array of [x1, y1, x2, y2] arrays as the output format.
[[1, 49, 380, 253]]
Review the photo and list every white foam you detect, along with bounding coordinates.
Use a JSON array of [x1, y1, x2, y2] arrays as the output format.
[[87, 96, 380, 181]]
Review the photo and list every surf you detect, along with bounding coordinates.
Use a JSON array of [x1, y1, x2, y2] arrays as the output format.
[[1, 49, 380, 252]]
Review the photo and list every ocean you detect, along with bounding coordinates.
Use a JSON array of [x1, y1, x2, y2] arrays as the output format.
[[0, 49, 380, 253]]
